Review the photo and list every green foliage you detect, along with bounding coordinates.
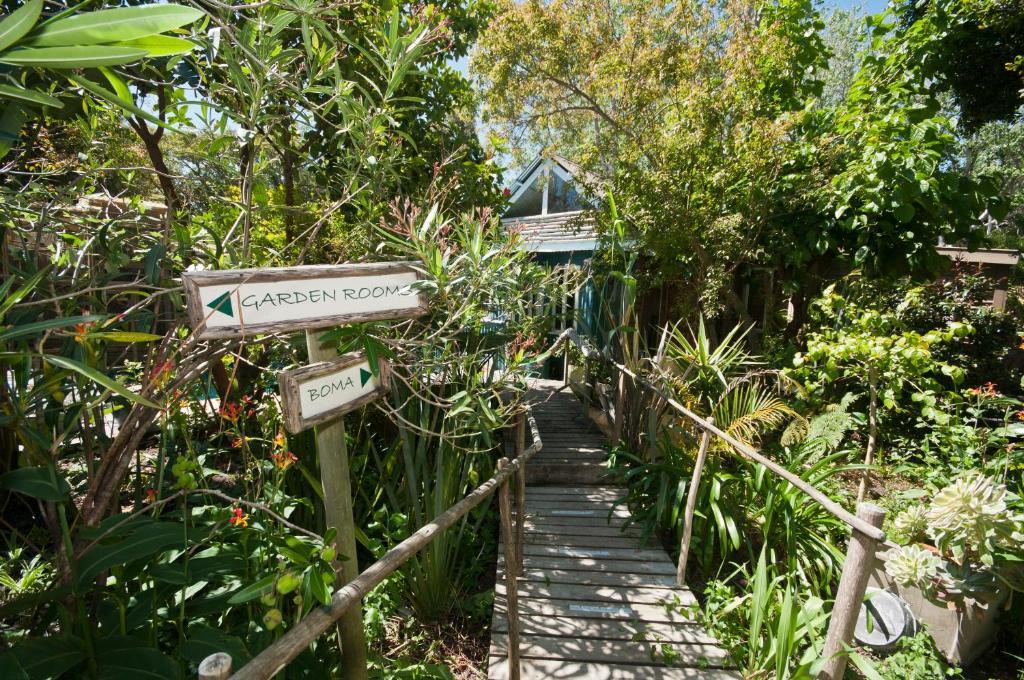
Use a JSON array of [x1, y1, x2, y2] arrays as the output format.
[[701, 548, 829, 679], [0, 1, 203, 157], [874, 631, 960, 679], [791, 284, 971, 421], [892, 0, 1024, 130]]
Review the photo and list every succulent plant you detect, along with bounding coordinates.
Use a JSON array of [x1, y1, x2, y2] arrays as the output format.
[[886, 544, 942, 590], [926, 473, 1024, 567], [892, 505, 929, 543]]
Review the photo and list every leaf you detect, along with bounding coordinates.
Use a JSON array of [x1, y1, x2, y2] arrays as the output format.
[[76, 522, 186, 589], [0, 104, 27, 160], [98, 66, 131, 104], [0, 314, 104, 343], [0, 83, 62, 109], [94, 637, 181, 680], [65, 74, 176, 134], [10, 636, 85, 680], [42, 354, 161, 409], [25, 5, 205, 47], [894, 203, 915, 223], [0, 466, 70, 501], [0, 265, 48, 319], [0, 652, 28, 680], [307, 567, 332, 606], [113, 35, 194, 57], [87, 332, 163, 343], [226, 574, 276, 605], [0, 46, 148, 68], [0, 0, 42, 53]]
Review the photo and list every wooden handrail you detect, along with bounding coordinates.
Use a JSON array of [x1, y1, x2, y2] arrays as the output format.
[[555, 329, 885, 542], [219, 406, 542, 680]]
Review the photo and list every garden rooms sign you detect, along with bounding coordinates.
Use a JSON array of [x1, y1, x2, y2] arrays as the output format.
[[182, 261, 427, 339]]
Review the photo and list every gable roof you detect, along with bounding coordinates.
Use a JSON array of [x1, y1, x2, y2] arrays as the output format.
[[501, 155, 598, 252]]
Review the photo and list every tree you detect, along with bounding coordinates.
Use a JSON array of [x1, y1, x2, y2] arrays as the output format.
[[892, 0, 1024, 131], [473, 0, 828, 316]]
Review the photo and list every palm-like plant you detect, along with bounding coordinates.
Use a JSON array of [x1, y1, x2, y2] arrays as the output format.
[[662, 317, 799, 448]]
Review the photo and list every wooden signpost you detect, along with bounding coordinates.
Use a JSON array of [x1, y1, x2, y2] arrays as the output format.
[[182, 261, 426, 680]]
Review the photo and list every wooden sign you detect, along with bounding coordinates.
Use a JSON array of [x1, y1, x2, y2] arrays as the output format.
[[182, 261, 427, 339], [279, 351, 389, 433]]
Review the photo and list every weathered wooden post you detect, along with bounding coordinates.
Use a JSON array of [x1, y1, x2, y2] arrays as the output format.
[[513, 411, 527, 578], [819, 503, 886, 680], [304, 332, 369, 678], [198, 653, 232, 680], [498, 458, 522, 680], [182, 262, 428, 680], [612, 370, 626, 443], [676, 420, 713, 585]]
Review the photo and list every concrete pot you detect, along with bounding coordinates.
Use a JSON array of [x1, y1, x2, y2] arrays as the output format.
[[867, 547, 1008, 666]]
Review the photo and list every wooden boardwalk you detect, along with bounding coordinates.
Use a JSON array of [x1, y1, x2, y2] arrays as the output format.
[[488, 381, 739, 679]]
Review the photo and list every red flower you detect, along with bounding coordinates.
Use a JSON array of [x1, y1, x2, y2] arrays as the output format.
[[228, 507, 249, 528], [219, 402, 241, 423], [145, 489, 157, 504]]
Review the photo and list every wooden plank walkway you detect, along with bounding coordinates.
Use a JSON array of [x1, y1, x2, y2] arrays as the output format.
[[488, 381, 738, 679]]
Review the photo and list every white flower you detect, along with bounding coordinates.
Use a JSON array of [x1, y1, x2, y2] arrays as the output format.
[[892, 505, 929, 543], [886, 544, 941, 589]]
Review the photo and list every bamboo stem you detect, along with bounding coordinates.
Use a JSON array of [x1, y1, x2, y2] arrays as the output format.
[[676, 420, 713, 585], [857, 368, 878, 503]]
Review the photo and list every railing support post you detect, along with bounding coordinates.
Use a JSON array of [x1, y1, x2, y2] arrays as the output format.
[[498, 458, 521, 680], [676, 420, 713, 585], [514, 412, 526, 578], [612, 370, 626, 443], [818, 503, 886, 680], [198, 653, 232, 680], [563, 342, 571, 385]]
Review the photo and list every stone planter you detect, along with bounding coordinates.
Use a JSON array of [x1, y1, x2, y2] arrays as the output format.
[[867, 547, 1008, 666]]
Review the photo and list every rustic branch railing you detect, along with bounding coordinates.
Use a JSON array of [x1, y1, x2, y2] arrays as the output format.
[[200, 405, 542, 680], [556, 328, 885, 680]]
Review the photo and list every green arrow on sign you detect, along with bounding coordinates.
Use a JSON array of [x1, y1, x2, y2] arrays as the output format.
[[359, 368, 372, 387], [207, 291, 233, 318]]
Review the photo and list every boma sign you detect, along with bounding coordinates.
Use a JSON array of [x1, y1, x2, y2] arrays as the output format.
[[182, 261, 427, 339], [279, 352, 390, 433]]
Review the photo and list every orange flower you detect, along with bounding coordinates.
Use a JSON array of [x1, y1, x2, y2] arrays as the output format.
[[151, 359, 175, 387], [1017, 411, 1024, 422], [228, 507, 249, 528], [145, 488, 157, 504], [273, 431, 286, 449], [231, 436, 245, 449], [73, 322, 94, 344], [271, 451, 298, 470], [968, 382, 999, 398]]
